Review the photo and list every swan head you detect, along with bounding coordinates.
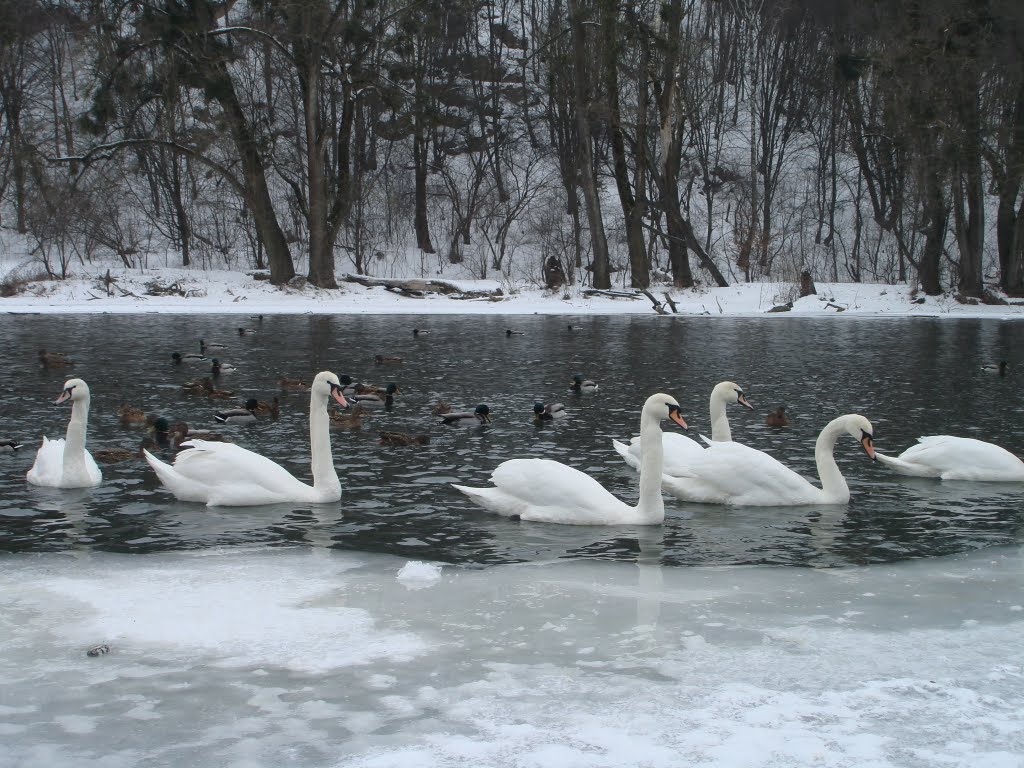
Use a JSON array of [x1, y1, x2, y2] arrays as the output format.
[[643, 393, 688, 430], [55, 378, 90, 405], [312, 371, 349, 409], [713, 381, 753, 410], [843, 414, 876, 460]]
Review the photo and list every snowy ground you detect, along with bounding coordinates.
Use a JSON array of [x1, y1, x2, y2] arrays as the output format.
[[1, 261, 1023, 318]]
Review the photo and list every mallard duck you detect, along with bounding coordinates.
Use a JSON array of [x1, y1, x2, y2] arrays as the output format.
[[441, 404, 491, 425], [570, 374, 598, 393], [505, 329, 525, 336], [431, 400, 452, 416], [147, 417, 172, 447], [172, 351, 207, 365], [39, 349, 74, 367], [374, 354, 402, 365], [92, 445, 144, 464], [351, 383, 400, 409], [337, 375, 357, 395], [182, 378, 209, 394], [413, 328, 430, 337], [170, 422, 231, 450], [379, 431, 430, 446], [214, 399, 259, 424], [766, 406, 790, 427], [117, 404, 147, 426], [278, 377, 309, 392], [981, 361, 1009, 376], [252, 396, 280, 419], [211, 358, 236, 376], [238, 327, 257, 336], [329, 405, 368, 430], [199, 339, 227, 354], [533, 401, 567, 422], [0, 439, 24, 452]]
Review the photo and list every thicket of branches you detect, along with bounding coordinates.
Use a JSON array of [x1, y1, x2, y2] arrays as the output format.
[[1, 0, 1023, 296]]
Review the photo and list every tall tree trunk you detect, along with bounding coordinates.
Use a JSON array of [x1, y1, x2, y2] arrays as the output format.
[[918, 167, 945, 295], [412, 127, 435, 254]]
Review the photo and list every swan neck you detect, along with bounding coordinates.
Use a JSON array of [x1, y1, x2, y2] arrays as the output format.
[[309, 392, 339, 493], [708, 392, 731, 442], [64, 397, 90, 466], [636, 409, 666, 520], [814, 417, 849, 500]]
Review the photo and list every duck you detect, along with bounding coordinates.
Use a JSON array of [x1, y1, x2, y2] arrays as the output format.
[[660, 414, 876, 506], [431, 400, 452, 416], [766, 406, 790, 427], [278, 377, 309, 392], [169, 422, 231, 450], [39, 349, 74, 367], [874, 435, 1024, 481], [203, 378, 235, 399], [117, 404, 148, 426], [144, 371, 349, 506], [237, 327, 257, 336], [570, 374, 598, 393], [533, 401, 567, 422], [0, 439, 24, 452], [351, 383, 400, 409], [211, 358, 236, 376], [172, 351, 207, 365], [329, 405, 368, 430], [981, 361, 1009, 376], [92, 444, 145, 464], [452, 393, 688, 525], [252, 396, 280, 419], [506, 329, 525, 337], [337, 375, 357, 395], [441, 404, 491, 426], [213, 399, 259, 424], [613, 381, 752, 475], [413, 328, 430, 337], [379, 431, 430, 446], [26, 378, 102, 488], [374, 354, 402, 365], [181, 378, 209, 394], [199, 339, 227, 354]]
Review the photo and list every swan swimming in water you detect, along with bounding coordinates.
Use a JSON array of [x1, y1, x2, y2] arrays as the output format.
[[453, 393, 688, 525], [875, 435, 1024, 481], [660, 413, 876, 506], [144, 371, 349, 506], [27, 378, 102, 488], [613, 380, 752, 476]]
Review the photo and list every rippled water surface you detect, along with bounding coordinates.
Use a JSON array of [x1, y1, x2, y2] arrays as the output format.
[[1, 313, 1022, 566]]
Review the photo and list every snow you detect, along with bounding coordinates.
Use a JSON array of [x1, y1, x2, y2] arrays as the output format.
[[2, 262, 1023, 318]]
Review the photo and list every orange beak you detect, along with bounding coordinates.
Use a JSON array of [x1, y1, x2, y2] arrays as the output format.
[[861, 435, 876, 460], [670, 411, 688, 430]]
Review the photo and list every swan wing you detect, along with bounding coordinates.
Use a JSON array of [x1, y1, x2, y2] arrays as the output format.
[[661, 441, 821, 506], [27, 436, 64, 486], [454, 458, 629, 524], [880, 435, 1024, 481]]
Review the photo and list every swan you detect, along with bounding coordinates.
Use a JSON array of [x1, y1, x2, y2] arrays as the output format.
[[874, 436, 1024, 481], [27, 378, 102, 488], [144, 371, 349, 506], [452, 393, 688, 525], [613, 380, 752, 475], [660, 414, 875, 506]]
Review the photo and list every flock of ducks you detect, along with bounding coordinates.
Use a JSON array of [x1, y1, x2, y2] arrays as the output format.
[[20, 342, 1024, 525]]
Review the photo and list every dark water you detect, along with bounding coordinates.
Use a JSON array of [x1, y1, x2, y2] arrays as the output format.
[[1, 313, 1022, 567]]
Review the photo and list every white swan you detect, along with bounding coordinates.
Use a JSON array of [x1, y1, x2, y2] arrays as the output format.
[[875, 436, 1024, 481], [144, 371, 348, 506], [452, 393, 688, 525], [661, 414, 876, 506], [613, 380, 752, 475], [27, 378, 102, 488]]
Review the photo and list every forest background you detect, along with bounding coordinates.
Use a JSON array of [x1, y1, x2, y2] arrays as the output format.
[[2, 0, 1023, 303]]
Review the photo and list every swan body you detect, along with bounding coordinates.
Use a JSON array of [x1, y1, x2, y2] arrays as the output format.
[[453, 393, 688, 525], [145, 371, 348, 506], [27, 378, 102, 488], [442, 404, 491, 425], [614, 381, 752, 474], [661, 414, 875, 506], [875, 435, 1024, 481]]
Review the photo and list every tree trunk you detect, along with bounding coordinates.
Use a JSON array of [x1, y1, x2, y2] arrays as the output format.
[[918, 168, 945, 295], [413, 128, 435, 254]]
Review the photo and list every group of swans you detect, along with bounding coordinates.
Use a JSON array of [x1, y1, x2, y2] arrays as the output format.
[[23, 373, 1024, 521]]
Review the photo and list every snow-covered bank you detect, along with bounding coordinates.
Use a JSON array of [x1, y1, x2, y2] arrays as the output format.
[[2, 264, 1023, 317]]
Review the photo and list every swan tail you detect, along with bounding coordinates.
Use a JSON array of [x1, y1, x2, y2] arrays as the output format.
[[144, 448, 210, 503], [873, 451, 940, 478], [611, 439, 641, 471], [452, 483, 527, 518]]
